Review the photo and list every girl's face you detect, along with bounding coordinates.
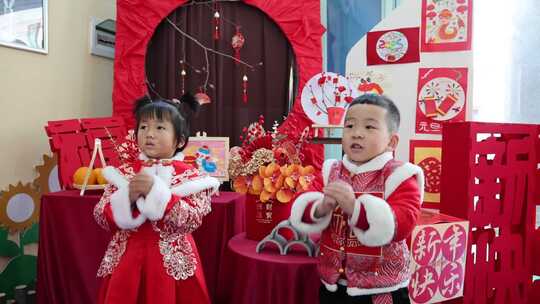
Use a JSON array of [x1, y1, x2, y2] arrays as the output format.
[[137, 117, 182, 159], [342, 104, 398, 165]]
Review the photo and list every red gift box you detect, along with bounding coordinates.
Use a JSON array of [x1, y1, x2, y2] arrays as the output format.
[[408, 209, 469, 304], [244, 194, 292, 241]]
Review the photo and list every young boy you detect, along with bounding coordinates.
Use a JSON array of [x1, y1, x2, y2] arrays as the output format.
[[290, 94, 424, 304]]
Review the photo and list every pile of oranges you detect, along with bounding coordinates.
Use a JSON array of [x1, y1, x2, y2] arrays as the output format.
[[72, 167, 108, 185]]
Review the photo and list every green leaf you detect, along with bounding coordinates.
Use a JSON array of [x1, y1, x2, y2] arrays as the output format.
[[0, 255, 37, 299], [21, 223, 39, 246], [0, 227, 20, 257], [0, 240, 19, 258]]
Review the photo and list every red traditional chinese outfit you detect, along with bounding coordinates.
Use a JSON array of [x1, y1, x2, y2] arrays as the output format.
[[290, 152, 424, 297], [93, 153, 220, 304]]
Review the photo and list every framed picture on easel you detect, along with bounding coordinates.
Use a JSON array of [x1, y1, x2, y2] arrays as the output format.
[[0, 0, 48, 54], [183, 132, 229, 181]]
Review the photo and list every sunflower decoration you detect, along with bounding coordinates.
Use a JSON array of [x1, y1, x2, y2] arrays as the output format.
[[0, 183, 41, 232], [33, 153, 61, 195]]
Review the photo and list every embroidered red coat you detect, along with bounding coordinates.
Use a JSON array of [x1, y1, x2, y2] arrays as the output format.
[[289, 152, 424, 297], [93, 153, 220, 304]]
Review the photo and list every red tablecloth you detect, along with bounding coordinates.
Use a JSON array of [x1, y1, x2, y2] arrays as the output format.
[[216, 233, 321, 304], [36, 190, 245, 304]]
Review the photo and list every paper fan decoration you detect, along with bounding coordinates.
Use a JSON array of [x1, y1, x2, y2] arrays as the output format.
[[300, 72, 354, 125], [34, 154, 61, 194], [0, 183, 40, 231]]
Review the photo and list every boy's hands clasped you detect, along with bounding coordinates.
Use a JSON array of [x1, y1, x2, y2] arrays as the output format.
[[129, 172, 154, 203], [316, 180, 356, 218]]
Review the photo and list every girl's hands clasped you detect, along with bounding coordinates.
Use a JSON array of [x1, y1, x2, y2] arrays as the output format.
[[129, 172, 154, 203]]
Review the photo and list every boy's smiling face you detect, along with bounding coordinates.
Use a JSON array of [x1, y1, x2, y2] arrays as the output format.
[[342, 103, 398, 165]]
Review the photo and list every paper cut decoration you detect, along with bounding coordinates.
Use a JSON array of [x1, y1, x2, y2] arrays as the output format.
[[421, 0, 473, 52], [441, 122, 538, 304], [409, 140, 442, 209], [416, 68, 468, 134], [367, 27, 420, 65], [409, 210, 469, 304]]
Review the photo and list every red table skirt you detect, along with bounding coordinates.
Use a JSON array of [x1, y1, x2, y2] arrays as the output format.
[[216, 233, 321, 304], [36, 190, 245, 304]]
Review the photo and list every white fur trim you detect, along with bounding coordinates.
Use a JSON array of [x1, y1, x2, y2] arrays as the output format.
[[109, 186, 147, 229], [347, 198, 362, 227], [385, 163, 425, 202], [289, 192, 331, 234], [322, 280, 338, 292], [350, 194, 395, 246], [342, 152, 393, 175], [102, 166, 128, 188], [171, 176, 220, 197], [322, 159, 337, 186], [346, 279, 410, 296], [139, 175, 172, 221]]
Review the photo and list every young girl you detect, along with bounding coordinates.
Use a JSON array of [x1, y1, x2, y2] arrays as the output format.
[[93, 95, 219, 304]]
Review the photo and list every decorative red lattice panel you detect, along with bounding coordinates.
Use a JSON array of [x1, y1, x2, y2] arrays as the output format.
[[440, 122, 539, 304]]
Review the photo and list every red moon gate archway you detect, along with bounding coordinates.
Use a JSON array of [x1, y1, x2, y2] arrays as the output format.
[[112, 0, 325, 167]]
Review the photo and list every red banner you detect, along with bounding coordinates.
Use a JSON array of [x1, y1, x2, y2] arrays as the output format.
[[367, 27, 420, 65]]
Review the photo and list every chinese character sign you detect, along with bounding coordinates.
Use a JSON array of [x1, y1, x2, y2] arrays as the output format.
[[409, 215, 468, 304], [440, 123, 538, 304], [416, 68, 468, 134]]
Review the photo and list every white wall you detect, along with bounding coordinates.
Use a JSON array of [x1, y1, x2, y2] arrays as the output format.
[[0, 0, 116, 187], [345, 0, 473, 161]]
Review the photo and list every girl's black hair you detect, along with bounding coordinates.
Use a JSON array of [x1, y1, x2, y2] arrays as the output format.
[[133, 93, 200, 153]]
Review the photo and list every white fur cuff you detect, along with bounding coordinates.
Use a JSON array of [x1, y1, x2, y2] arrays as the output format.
[[109, 186, 146, 229], [139, 175, 172, 221], [102, 166, 128, 188], [350, 194, 395, 246], [289, 192, 330, 234], [171, 176, 220, 197]]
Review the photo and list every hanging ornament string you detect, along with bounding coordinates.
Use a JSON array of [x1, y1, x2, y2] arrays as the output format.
[[166, 18, 261, 94], [213, 2, 220, 40], [166, 18, 258, 69]]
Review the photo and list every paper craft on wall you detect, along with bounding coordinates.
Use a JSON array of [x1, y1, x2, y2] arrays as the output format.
[[347, 70, 390, 96], [416, 68, 468, 134], [367, 27, 420, 65], [300, 72, 355, 125], [183, 132, 229, 181], [409, 140, 442, 209], [421, 0, 473, 52]]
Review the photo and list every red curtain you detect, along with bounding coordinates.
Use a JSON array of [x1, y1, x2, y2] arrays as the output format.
[[145, 2, 295, 147]]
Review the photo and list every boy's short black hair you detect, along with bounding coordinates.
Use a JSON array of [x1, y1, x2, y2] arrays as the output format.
[[347, 94, 400, 133]]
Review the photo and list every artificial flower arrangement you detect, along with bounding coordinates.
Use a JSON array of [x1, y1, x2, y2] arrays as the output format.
[[228, 116, 316, 204]]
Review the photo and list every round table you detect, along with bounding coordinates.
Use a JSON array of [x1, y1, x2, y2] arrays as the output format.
[[216, 233, 320, 304]]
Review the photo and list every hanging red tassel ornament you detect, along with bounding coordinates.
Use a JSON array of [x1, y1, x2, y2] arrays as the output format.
[[231, 26, 245, 64], [242, 75, 248, 104], [180, 61, 186, 95], [213, 11, 220, 40]]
